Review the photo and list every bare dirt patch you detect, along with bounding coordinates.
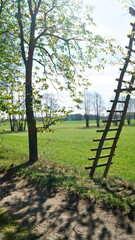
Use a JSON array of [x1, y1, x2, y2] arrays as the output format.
[[0, 171, 135, 240]]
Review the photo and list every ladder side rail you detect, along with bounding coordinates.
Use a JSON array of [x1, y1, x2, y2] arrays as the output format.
[[117, 27, 134, 89], [89, 92, 120, 178], [89, 28, 135, 178], [103, 74, 135, 178]]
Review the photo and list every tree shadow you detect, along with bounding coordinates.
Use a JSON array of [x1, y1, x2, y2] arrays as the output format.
[[0, 161, 32, 182], [93, 178, 135, 222], [0, 130, 26, 135], [0, 167, 134, 240]]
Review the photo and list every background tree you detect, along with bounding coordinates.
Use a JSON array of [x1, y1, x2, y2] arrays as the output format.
[[0, 78, 26, 131], [92, 92, 105, 127], [0, 0, 23, 125], [39, 93, 61, 130], [84, 91, 92, 128], [126, 97, 135, 125], [130, 97, 135, 122]]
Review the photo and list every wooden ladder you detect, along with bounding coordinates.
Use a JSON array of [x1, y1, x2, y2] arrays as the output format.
[[86, 22, 135, 178]]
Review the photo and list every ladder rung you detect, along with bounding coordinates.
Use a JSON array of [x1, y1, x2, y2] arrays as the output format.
[[119, 68, 132, 74], [115, 79, 130, 84], [102, 119, 121, 123], [127, 33, 135, 40], [129, 60, 135, 64], [93, 137, 115, 142], [130, 23, 135, 28], [85, 162, 113, 170], [89, 154, 114, 161], [91, 146, 116, 151], [97, 129, 105, 132], [123, 58, 135, 64], [125, 46, 135, 53], [114, 88, 135, 92], [97, 128, 118, 132], [110, 100, 126, 103], [111, 119, 121, 122], [107, 110, 123, 113]]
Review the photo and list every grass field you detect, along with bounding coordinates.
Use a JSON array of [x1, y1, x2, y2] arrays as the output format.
[[0, 120, 135, 214], [0, 120, 135, 181]]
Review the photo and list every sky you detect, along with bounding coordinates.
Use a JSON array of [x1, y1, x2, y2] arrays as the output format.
[[52, 0, 134, 112], [84, 0, 132, 106]]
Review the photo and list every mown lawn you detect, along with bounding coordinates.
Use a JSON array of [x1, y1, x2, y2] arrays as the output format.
[[0, 120, 134, 181]]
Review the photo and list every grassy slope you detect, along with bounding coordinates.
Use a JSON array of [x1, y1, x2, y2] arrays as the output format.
[[0, 121, 135, 215], [0, 208, 38, 240]]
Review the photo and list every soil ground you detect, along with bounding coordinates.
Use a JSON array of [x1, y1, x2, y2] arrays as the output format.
[[0, 170, 135, 240]]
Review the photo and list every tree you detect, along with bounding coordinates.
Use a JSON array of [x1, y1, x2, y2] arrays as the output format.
[[40, 93, 60, 129], [0, 0, 118, 162], [68, 113, 83, 121], [126, 97, 135, 125], [0, 0, 23, 125], [0, 71, 26, 131], [84, 91, 92, 127], [130, 97, 135, 122], [92, 92, 105, 127]]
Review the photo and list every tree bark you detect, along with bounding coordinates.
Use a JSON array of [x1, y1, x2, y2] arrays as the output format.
[[96, 118, 100, 128], [85, 114, 89, 128], [127, 119, 131, 125], [9, 116, 14, 131], [26, 63, 38, 162]]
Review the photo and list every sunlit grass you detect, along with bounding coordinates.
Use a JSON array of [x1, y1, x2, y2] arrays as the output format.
[[0, 121, 135, 181]]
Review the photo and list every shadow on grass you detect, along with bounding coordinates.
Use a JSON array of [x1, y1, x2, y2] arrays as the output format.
[[0, 130, 26, 135], [0, 209, 39, 240], [93, 177, 135, 221], [1, 161, 33, 181], [0, 162, 135, 239]]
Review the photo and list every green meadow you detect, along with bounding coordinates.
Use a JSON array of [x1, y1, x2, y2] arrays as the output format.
[[0, 120, 135, 181]]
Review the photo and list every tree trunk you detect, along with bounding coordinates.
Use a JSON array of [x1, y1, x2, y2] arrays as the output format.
[[24, 119, 27, 131], [9, 116, 14, 131], [18, 1, 38, 162], [96, 118, 100, 128], [127, 119, 130, 125], [114, 121, 118, 126], [26, 64, 38, 163], [85, 115, 89, 128]]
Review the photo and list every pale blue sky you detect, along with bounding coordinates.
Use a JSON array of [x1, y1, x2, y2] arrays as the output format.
[[83, 0, 132, 106]]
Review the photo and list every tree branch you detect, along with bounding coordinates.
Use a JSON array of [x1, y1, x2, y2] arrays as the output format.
[[28, 0, 33, 16], [0, 0, 3, 14], [35, 45, 57, 73], [35, 0, 42, 14], [33, 58, 45, 67], [45, 0, 56, 15], [0, 30, 9, 35], [18, 0, 27, 66], [35, 29, 46, 43], [36, 31, 83, 44]]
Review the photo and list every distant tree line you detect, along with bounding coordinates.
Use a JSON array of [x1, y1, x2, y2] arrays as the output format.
[[64, 113, 107, 122], [64, 93, 135, 128]]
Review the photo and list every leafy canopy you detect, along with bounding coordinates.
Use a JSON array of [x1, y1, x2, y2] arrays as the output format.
[[0, 0, 121, 110]]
